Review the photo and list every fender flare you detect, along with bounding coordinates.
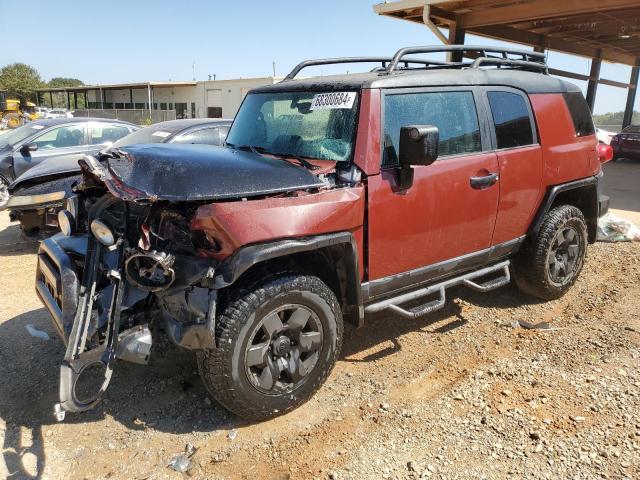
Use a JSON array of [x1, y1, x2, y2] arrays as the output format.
[[214, 231, 364, 326], [528, 175, 599, 242]]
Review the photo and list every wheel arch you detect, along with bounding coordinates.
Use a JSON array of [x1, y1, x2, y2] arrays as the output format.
[[529, 177, 598, 243], [214, 232, 364, 327]]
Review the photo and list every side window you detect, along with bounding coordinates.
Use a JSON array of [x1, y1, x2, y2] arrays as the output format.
[[563, 92, 595, 137], [172, 128, 222, 146], [89, 124, 132, 145], [383, 91, 481, 166], [487, 91, 534, 149], [32, 125, 85, 149]]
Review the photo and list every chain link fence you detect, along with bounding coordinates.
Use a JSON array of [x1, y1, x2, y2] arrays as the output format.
[[72, 109, 177, 125]]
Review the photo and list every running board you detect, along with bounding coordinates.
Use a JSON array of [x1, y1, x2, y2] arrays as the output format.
[[364, 261, 510, 320]]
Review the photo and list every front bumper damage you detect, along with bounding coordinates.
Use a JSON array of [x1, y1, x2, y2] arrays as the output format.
[[36, 232, 220, 420]]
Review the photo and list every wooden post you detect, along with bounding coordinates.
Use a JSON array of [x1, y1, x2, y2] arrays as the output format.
[[623, 63, 639, 129], [448, 19, 466, 62]]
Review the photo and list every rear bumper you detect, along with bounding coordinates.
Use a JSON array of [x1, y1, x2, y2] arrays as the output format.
[[35, 234, 87, 342]]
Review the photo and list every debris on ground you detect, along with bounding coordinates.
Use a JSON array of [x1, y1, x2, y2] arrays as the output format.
[[167, 444, 198, 473], [510, 319, 558, 330], [597, 212, 640, 242], [25, 324, 50, 341]]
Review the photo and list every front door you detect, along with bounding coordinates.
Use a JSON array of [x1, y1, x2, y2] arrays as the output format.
[[367, 88, 499, 282]]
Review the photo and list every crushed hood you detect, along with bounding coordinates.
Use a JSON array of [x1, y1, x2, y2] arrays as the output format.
[[91, 144, 326, 202]]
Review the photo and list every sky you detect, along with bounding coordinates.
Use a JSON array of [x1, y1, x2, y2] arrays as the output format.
[[3, 0, 638, 115]]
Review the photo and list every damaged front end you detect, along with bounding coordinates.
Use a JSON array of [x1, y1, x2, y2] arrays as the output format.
[[35, 143, 351, 419], [38, 191, 221, 419]]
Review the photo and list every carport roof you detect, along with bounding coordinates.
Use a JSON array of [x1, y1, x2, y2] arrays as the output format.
[[374, 0, 640, 65], [36, 81, 198, 92]]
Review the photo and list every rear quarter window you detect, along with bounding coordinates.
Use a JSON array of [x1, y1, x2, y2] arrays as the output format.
[[487, 91, 534, 149], [563, 92, 595, 137]]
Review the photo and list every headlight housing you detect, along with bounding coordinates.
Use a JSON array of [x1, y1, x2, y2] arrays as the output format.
[[57, 209, 75, 236], [90, 219, 115, 246]]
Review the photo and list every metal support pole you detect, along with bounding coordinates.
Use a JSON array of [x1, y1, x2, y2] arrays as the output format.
[[66, 91, 70, 110], [586, 54, 602, 112], [49, 91, 53, 108], [623, 63, 640, 129], [101, 88, 106, 109], [129, 87, 133, 108], [74, 92, 78, 110], [147, 84, 152, 110]]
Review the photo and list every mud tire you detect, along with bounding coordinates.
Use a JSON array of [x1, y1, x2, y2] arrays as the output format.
[[198, 274, 343, 421], [514, 205, 588, 300]]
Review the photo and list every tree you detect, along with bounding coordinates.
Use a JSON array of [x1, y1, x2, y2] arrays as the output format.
[[48, 77, 84, 88], [0, 63, 43, 102]]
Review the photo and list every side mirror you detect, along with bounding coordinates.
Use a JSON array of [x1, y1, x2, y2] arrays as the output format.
[[21, 142, 38, 154], [397, 125, 439, 190]]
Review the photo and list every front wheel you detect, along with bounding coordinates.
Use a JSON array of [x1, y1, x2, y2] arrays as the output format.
[[198, 274, 343, 421], [514, 205, 588, 300]]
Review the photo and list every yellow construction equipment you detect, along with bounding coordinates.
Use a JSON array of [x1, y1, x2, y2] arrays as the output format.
[[0, 90, 37, 129]]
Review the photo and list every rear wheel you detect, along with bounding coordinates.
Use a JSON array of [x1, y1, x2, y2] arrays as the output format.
[[514, 205, 587, 300], [198, 273, 343, 421]]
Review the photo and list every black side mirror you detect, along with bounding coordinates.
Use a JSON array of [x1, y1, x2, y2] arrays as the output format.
[[21, 142, 38, 154], [397, 125, 439, 190]]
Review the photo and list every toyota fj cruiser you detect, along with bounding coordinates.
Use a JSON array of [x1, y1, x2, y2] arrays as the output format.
[[35, 46, 610, 422]]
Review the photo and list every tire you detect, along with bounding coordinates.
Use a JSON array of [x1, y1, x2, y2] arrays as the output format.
[[198, 273, 343, 421], [513, 205, 588, 300], [4, 113, 22, 129]]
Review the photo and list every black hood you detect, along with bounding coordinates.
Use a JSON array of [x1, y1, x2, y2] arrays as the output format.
[[92, 143, 325, 202]]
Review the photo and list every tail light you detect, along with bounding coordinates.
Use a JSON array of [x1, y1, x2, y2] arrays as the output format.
[[597, 143, 613, 164]]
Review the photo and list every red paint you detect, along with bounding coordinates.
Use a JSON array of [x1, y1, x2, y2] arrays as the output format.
[[353, 89, 381, 176], [366, 153, 499, 280], [529, 94, 599, 186], [491, 145, 543, 245], [191, 186, 365, 260]]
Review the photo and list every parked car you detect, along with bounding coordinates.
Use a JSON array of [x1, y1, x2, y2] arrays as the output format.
[[34, 106, 50, 118], [33, 45, 610, 423], [610, 125, 640, 160], [595, 127, 615, 145], [46, 109, 73, 119], [3, 118, 232, 236], [0, 118, 137, 231]]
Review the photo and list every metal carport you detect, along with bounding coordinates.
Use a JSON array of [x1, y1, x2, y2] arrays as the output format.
[[374, 0, 640, 128]]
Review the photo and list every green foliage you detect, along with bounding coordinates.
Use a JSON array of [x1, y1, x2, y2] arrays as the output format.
[[592, 110, 640, 127], [48, 77, 84, 88], [0, 63, 44, 102]]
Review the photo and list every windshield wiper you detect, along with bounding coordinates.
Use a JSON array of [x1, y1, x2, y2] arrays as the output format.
[[271, 152, 320, 170], [226, 143, 263, 155]]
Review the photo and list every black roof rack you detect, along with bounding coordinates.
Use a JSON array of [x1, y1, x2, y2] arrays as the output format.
[[282, 45, 548, 81]]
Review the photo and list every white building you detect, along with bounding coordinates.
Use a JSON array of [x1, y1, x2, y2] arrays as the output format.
[[36, 77, 280, 120]]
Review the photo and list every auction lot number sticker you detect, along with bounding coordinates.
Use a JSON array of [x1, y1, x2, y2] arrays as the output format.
[[311, 92, 356, 110]]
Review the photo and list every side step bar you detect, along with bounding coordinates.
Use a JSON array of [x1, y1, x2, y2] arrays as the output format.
[[364, 261, 510, 320]]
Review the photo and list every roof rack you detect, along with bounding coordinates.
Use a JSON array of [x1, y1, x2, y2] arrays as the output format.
[[282, 45, 548, 81], [386, 45, 547, 74], [283, 57, 447, 81]]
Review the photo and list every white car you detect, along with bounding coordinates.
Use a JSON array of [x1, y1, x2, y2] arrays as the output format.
[[46, 109, 73, 119], [34, 106, 50, 118], [596, 127, 615, 145]]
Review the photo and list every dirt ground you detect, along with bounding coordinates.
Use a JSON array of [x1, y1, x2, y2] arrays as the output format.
[[1, 161, 639, 480]]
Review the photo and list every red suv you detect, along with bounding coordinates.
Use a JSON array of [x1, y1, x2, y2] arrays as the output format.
[[34, 46, 609, 422]]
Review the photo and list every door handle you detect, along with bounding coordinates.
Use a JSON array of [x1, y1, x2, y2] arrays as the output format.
[[470, 172, 499, 190]]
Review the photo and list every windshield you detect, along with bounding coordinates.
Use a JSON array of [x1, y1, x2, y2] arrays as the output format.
[[111, 124, 180, 147], [0, 124, 42, 149], [226, 91, 359, 162], [623, 126, 640, 134]]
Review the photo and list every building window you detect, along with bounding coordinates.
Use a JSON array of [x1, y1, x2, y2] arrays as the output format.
[[191, 102, 196, 118], [160, 103, 167, 110]]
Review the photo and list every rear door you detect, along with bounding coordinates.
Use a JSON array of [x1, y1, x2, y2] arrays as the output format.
[[367, 87, 499, 282], [483, 89, 543, 246]]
